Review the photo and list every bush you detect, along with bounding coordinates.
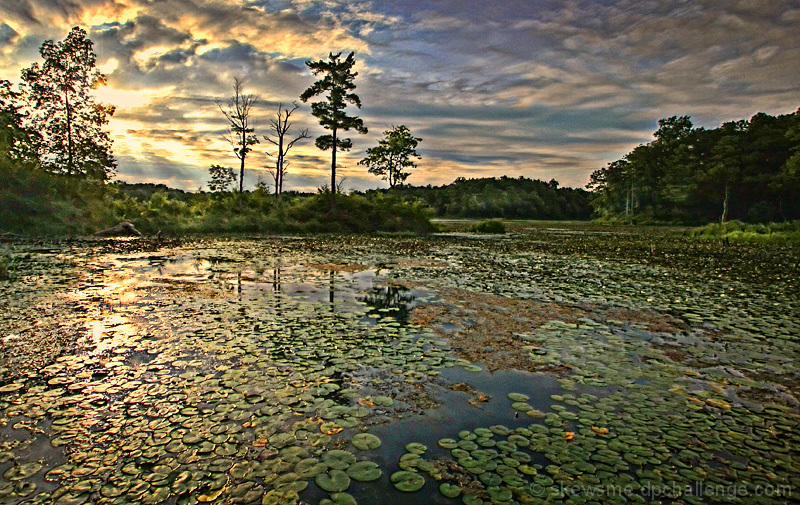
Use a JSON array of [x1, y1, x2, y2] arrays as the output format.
[[473, 219, 506, 234], [686, 220, 800, 243], [0, 253, 14, 280]]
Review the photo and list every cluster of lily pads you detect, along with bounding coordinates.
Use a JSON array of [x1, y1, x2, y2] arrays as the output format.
[[396, 386, 799, 504], [1, 232, 798, 505], [0, 240, 479, 505]]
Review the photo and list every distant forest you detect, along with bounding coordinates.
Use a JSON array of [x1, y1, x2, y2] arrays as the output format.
[[588, 109, 800, 224], [373, 177, 592, 220], [111, 176, 593, 222]]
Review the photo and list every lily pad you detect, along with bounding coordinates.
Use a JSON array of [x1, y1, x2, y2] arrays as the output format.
[[391, 471, 425, 492], [352, 433, 381, 451], [3, 461, 43, 481], [346, 461, 382, 482], [405, 442, 427, 455], [316, 469, 351, 492], [323, 450, 356, 470], [439, 482, 461, 498]]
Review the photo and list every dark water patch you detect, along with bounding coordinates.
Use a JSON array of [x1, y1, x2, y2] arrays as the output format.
[[302, 368, 563, 505]]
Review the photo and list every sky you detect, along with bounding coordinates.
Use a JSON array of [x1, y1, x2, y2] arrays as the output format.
[[1, 0, 799, 192]]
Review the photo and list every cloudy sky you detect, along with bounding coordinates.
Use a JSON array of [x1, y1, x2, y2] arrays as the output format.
[[1, 0, 798, 192]]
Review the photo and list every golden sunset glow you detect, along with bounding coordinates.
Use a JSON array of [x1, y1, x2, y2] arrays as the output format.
[[1, 0, 797, 191]]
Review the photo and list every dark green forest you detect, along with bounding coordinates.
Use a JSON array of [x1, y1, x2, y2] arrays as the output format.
[[588, 110, 800, 224], [376, 177, 592, 220]]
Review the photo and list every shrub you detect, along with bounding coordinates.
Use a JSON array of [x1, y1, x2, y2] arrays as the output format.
[[473, 219, 506, 234]]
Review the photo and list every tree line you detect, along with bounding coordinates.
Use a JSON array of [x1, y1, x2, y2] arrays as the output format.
[[382, 176, 592, 220], [587, 110, 800, 224]]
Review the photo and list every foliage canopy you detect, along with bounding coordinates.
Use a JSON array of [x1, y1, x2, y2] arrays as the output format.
[[20, 26, 116, 181], [300, 52, 367, 199], [359, 125, 421, 188], [588, 109, 800, 224]]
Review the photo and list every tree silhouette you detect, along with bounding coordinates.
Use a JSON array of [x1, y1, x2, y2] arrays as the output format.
[[300, 52, 367, 209], [218, 77, 258, 193], [21, 26, 116, 180], [359, 125, 421, 188], [264, 102, 310, 198]]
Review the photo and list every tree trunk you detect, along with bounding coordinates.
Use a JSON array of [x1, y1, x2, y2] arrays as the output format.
[[720, 182, 729, 225], [278, 134, 284, 197], [331, 127, 337, 212], [65, 90, 73, 174], [275, 159, 281, 198], [239, 133, 246, 193]]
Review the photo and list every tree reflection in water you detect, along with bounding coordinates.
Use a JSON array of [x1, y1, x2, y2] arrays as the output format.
[[359, 284, 416, 324]]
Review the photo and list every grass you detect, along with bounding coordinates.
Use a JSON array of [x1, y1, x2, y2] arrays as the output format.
[[473, 219, 507, 234], [687, 220, 800, 244], [0, 253, 14, 281]]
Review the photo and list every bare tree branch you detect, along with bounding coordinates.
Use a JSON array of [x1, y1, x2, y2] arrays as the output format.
[[217, 77, 259, 193], [264, 101, 310, 197]]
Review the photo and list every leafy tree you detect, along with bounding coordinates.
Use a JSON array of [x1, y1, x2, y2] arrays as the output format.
[[218, 77, 258, 193], [208, 165, 237, 193], [0, 80, 40, 167], [707, 121, 746, 224], [587, 110, 800, 223], [359, 125, 421, 188], [264, 102, 310, 198], [20, 26, 116, 180], [300, 52, 367, 208]]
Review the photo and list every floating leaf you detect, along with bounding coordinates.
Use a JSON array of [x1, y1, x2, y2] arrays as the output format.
[[390, 471, 425, 492], [3, 461, 43, 481], [439, 482, 461, 498], [405, 442, 427, 455], [316, 469, 351, 492], [507, 392, 529, 402], [347, 461, 381, 482], [351, 433, 381, 451]]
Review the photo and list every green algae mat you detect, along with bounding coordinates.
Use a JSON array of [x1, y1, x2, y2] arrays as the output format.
[[0, 229, 798, 504]]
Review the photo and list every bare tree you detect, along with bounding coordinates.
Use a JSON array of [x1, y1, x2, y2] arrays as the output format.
[[264, 102, 310, 197], [217, 77, 258, 193]]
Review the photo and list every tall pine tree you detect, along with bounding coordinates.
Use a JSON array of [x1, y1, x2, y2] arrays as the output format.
[[300, 52, 367, 209]]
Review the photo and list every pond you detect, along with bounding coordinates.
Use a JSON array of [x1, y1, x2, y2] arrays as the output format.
[[0, 230, 798, 505]]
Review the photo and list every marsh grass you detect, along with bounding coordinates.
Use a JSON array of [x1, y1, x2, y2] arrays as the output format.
[[688, 220, 800, 243], [0, 253, 13, 280], [472, 219, 506, 234]]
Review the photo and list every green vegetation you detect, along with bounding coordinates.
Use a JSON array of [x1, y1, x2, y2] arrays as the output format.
[[300, 51, 367, 209], [473, 219, 506, 234], [19, 27, 116, 180], [384, 176, 592, 220], [687, 220, 800, 243], [104, 187, 436, 235], [588, 110, 800, 224], [359, 125, 421, 188]]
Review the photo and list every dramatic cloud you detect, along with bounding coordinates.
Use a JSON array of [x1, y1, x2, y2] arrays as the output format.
[[1, 0, 798, 191]]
